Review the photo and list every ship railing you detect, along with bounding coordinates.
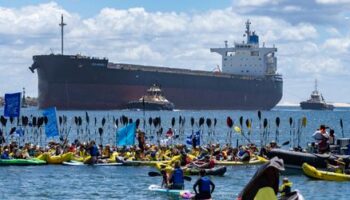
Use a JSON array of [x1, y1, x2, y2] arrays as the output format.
[[108, 62, 278, 81]]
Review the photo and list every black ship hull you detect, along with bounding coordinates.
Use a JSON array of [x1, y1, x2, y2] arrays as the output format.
[[126, 101, 174, 111], [30, 55, 283, 110], [300, 102, 334, 110]]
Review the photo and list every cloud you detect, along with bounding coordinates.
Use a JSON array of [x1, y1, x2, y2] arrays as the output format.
[[233, 0, 350, 26], [236, 0, 280, 7], [0, 2, 349, 104], [316, 0, 350, 4]]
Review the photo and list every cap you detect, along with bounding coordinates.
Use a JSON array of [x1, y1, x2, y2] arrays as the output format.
[[283, 177, 289, 182]]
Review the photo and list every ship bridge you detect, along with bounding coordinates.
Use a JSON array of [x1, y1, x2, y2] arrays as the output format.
[[210, 20, 277, 77]]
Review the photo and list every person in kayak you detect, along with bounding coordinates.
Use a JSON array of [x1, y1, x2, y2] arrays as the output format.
[[193, 169, 215, 200], [279, 177, 292, 198], [137, 130, 145, 153], [1, 148, 10, 159], [326, 158, 346, 174], [169, 162, 185, 189], [237, 145, 250, 162], [86, 140, 99, 164], [192, 155, 215, 169], [312, 125, 329, 153]]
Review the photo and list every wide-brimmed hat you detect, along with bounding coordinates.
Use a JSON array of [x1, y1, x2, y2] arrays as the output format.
[[266, 156, 285, 171]]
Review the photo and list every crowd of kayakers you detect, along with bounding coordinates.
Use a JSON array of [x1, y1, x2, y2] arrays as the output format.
[[1, 121, 349, 200]]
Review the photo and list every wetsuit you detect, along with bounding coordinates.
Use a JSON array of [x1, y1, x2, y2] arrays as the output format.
[[193, 176, 215, 200], [170, 167, 184, 189]]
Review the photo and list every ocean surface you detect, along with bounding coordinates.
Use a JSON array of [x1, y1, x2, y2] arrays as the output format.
[[0, 106, 349, 200]]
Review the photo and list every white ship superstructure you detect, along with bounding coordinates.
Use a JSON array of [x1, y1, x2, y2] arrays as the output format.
[[211, 20, 277, 76]]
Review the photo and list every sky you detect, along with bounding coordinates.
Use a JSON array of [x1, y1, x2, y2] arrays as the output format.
[[0, 0, 350, 105]]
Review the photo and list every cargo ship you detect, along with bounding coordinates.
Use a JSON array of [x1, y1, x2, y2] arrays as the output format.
[[29, 16, 282, 110]]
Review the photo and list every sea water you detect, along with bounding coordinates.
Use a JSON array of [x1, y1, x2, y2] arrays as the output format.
[[0, 106, 349, 199]]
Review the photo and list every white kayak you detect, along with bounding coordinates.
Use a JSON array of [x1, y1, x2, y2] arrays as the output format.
[[63, 160, 123, 166], [148, 184, 194, 199]]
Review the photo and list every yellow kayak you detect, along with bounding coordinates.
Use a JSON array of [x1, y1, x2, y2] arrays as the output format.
[[216, 156, 268, 166], [302, 163, 350, 181], [37, 152, 73, 164]]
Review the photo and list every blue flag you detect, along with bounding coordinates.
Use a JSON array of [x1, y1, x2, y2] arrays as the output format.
[[43, 107, 59, 137], [117, 123, 136, 146], [4, 92, 21, 117], [13, 128, 24, 137], [186, 131, 200, 146]]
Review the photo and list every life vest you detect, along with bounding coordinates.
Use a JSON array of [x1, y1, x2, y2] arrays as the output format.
[[172, 168, 184, 184], [199, 177, 211, 193], [279, 182, 292, 196]]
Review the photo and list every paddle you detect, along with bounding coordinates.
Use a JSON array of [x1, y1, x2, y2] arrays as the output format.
[[263, 118, 268, 146], [245, 119, 252, 143], [275, 117, 280, 143], [226, 117, 233, 146], [289, 117, 293, 148], [148, 172, 192, 181], [340, 119, 344, 137]]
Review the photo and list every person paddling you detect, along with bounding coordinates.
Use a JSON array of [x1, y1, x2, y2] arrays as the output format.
[[169, 162, 185, 189], [193, 169, 215, 200], [279, 177, 292, 199]]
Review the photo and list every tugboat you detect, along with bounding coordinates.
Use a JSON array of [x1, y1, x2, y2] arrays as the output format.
[[300, 80, 334, 110], [126, 84, 175, 111]]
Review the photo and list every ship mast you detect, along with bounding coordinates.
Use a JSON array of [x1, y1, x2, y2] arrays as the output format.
[[314, 79, 318, 92], [59, 14, 66, 55], [245, 20, 251, 43]]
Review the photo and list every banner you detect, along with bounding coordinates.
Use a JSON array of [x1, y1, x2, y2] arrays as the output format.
[[116, 122, 136, 146], [43, 107, 59, 138], [186, 130, 200, 146], [4, 92, 21, 117]]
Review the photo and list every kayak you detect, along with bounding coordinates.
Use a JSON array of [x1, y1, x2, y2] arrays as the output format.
[[185, 166, 227, 176], [216, 156, 268, 166], [156, 163, 226, 176], [302, 163, 350, 181], [148, 184, 194, 199], [37, 152, 73, 164], [278, 190, 304, 200], [122, 160, 169, 166], [62, 160, 123, 166], [0, 158, 46, 166]]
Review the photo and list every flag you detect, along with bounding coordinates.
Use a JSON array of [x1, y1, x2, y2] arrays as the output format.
[[116, 122, 136, 146], [43, 107, 59, 137], [186, 131, 200, 146], [12, 127, 24, 137], [4, 92, 21, 117]]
